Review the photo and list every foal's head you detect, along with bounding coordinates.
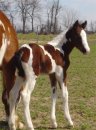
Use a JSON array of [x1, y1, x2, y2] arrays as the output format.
[[66, 20, 90, 54]]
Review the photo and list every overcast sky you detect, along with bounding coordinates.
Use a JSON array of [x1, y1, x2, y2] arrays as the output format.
[[59, 0, 96, 22], [9, 0, 96, 22], [6, 0, 96, 30]]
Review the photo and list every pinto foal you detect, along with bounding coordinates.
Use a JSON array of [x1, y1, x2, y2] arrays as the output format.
[[8, 20, 90, 130]]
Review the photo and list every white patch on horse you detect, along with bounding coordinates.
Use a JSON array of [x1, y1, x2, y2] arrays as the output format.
[[21, 44, 37, 79], [0, 34, 7, 65], [0, 20, 5, 30], [21, 62, 36, 130], [80, 30, 90, 53], [55, 65, 73, 126], [39, 45, 56, 73], [7, 27, 11, 45], [21, 44, 32, 66], [8, 76, 24, 130], [48, 30, 67, 47], [51, 86, 57, 128]]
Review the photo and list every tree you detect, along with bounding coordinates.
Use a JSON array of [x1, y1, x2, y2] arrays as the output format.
[[89, 21, 96, 33], [16, 0, 29, 33], [53, 0, 61, 33], [62, 7, 78, 29], [46, 0, 62, 34], [27, 0, 41, 32], [0, 0, 10, 11]]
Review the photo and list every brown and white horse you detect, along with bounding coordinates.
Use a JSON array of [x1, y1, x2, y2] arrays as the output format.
[[8, 20, 90, 130], [0, 10, 21, 127]]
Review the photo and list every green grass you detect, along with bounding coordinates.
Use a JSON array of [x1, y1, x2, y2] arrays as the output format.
[[18, 33, 55, 45], [0, 34, 96, 130]]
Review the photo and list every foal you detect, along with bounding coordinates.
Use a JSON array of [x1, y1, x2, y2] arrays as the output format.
[[8, 20, 90, 130]]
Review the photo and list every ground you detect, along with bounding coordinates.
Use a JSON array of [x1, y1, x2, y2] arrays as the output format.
[[0, 33, 96, 130]]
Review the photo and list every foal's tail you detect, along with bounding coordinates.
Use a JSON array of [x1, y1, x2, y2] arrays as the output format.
[[12, 50, 25, 77]]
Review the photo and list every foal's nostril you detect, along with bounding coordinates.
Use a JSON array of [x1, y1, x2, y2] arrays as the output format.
[[82, 48, 87, 54], [82, 48, 90, 54]]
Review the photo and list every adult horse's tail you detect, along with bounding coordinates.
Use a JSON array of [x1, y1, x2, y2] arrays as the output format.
[[0, 10, 19, 66]]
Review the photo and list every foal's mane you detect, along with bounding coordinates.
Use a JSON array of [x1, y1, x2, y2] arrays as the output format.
[[47, 29, 68, 47]]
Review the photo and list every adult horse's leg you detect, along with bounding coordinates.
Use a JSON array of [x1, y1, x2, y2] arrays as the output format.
[[49, 73, 57, 128], [21, 78, 36, 130], [2, 66, 24, 129], [2, 88, 10, 121], [8, 76, 24, 130], [2, 71, 10, 121]]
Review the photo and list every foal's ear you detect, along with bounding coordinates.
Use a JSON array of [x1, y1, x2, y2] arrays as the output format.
[[73, 20, 79, 28], [81, 21, 87, 29]]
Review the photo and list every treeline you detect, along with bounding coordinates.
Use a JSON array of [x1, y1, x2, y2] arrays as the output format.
[[0, 0, 96, 34]]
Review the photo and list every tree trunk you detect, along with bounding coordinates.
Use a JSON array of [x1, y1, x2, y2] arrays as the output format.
[[31, 17, 34, 32], [23, 19, 26, 34]]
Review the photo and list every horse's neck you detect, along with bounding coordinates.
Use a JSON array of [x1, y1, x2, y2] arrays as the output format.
[[62, 41, 74, 56]]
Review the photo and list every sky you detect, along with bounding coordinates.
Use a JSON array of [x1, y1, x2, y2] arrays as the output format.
[[8, 0, 96, 22], [5, 0, 96, 30], [59, 0, 96, 22]]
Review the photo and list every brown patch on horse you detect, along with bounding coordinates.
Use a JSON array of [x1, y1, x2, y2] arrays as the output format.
[[44, 44, 64, 67], [0, 11, 18, 64], [21, 47, 30, 62], [29, 43, 52, 75], [49, 73, 57, 93]]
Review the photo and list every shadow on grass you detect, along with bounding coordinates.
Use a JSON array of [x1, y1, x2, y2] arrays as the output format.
[[35, 125, 72, 130], [0, 121, 9, 130], [0, 121, 72, 130]]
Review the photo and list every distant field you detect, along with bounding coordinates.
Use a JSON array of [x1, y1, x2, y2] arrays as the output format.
[[18, 33, 56, 45], [0, 33, 96, 130]]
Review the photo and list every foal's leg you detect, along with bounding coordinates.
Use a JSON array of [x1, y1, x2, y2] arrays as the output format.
[[60, 82, 73, 126], [21, 78, 36, 130], [8, 76, 23, 130], [59, 81, 73, 126], [56, 68, 73, 127], [49, 73, 57, 128]]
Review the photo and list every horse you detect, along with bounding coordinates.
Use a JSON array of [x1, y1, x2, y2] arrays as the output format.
[[8, 20, 90, 130], [0, 10, 24, 129]]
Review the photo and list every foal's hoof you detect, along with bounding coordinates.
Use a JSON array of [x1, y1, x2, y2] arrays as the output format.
[[52, 122, 58, 129], [15, 115, 25, 129], [18, 122, 25, 129], [70, 121, 74, 127], [67, 123, 74, 129]]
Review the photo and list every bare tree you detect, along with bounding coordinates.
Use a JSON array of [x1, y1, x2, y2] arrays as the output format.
[[0, 0, 10, 11], [62, 7, 78, 29], [16, 0, 29, 33], [27, 0, 41, 32], [53, 0, 61, 33], [46, 0, 62, 34], [89, 21, 96, 33]]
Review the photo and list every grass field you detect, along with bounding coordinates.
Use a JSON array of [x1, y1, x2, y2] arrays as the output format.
[[0, 33, 96, 130]]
